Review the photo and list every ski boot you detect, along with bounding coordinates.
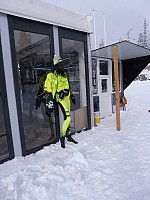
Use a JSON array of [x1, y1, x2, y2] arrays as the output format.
[[60, 136, 65, 148], [67, 135, 78, 144]]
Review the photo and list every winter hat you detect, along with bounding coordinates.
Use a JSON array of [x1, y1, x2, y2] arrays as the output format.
[[53, 55, 62, 65]]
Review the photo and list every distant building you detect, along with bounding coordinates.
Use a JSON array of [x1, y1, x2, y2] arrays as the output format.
[[91, 41, 150, 117]]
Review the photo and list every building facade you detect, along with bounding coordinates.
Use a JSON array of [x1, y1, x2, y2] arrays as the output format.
[[0, 0, 94, 163]]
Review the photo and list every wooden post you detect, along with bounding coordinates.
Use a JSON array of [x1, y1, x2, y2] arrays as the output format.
[[113, 45, 121, 131]]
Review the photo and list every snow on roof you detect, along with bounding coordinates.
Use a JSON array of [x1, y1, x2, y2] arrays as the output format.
[[0, 0, 93, 33], [92, 41, 150, 60]]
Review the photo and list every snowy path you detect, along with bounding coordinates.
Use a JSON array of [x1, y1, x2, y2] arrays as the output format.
[[0, 81, 150, 200]]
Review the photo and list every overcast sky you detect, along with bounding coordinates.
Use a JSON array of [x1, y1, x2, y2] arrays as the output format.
[[42, 0, 150, 49]]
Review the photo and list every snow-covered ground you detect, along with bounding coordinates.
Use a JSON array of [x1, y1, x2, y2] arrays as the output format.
[[139, 69, 150, 80], [0, 80, 150, 200]]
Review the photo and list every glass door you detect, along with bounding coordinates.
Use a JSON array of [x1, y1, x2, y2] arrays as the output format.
[[8, 17, 56, 154], [13, 30, 56, 152], [98, 59, 112, 118], [59, 28, 91, 132]]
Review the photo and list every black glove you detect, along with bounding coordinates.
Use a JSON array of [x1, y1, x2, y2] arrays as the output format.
[[59, 90, 64, 99], [63, 89, 69, 96], [71, 94, 76, 104], [46, 100, 54, 110], [59, 89, 69, 99], [45, 93, 54, 111]]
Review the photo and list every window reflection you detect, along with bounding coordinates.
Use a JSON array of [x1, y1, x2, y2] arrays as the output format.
[[14, 30, 56, 151], [92, 58, 98, 94], [99, 60, 108, 75], [101, 79, 107, 93], [61, 38, 88, 132], [0, 83, 9, 160]]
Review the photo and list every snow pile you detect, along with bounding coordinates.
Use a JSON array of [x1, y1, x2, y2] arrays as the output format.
[[0, 81, 150, 200]]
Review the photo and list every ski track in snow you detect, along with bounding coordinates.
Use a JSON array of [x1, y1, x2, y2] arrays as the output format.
[[0, 81, 150, 199]]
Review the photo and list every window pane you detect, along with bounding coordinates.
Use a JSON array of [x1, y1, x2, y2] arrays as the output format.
[[92, 58, 98, 94], [99, 60, 108, 75], [14, 30, 56, 151], [61, 39, 87, 109], [61, 38, 88, 132], [0, 86, 9, 160], [101, 79, 107, 93], [112, 61, 120, 91], [93, 96, 99, 112]]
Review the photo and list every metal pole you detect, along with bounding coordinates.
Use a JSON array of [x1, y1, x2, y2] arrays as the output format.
[[93, 10, 97, 49], [103, 13, 107, 46]]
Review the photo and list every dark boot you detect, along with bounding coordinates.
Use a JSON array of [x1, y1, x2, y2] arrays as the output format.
[[60, 136, 65, 148], [67, 135, 78, 144]]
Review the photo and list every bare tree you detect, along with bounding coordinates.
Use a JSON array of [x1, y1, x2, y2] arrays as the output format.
[[99, 38, 104, 48], [126, 29, 133, 41], [119, 37, 124, 42], [137, 32, 143, 46], [18, 32, 31, 50]]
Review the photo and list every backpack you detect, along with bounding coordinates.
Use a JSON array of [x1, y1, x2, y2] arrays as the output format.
[[35, 73, 47, 108]]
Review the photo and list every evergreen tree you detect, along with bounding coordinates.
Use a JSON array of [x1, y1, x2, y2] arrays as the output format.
[[137, 18, 149, 48], [143, 18, 149, 48]]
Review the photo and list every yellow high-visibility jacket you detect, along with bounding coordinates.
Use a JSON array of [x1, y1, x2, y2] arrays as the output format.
[[44, 71, 70, 99]]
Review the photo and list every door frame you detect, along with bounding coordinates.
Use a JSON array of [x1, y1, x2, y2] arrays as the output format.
[[7, 15, 58, 156], [58, 27, 91, 130], [97, 58, 112, 118], [0, 36, 14, 164]]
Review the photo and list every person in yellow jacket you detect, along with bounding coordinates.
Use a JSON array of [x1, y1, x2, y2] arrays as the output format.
[[44, 55, 78, 148]]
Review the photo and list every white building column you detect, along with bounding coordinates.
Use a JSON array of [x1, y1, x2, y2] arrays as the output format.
[[0, 13, 22, 156], [53, 25, 60, 56], [52, 25, 63, 134], [87, 34, 94, 128]]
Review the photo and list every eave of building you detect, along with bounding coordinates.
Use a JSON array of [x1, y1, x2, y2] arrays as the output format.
[[91, 41, 150, 60], [0, 0, 93, 33]]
